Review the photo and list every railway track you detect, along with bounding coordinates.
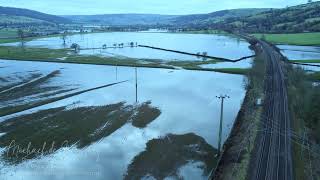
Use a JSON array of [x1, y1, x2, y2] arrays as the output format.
[[251, 40, 293, 180]]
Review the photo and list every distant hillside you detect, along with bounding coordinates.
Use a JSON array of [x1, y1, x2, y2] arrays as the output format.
[[63, 14, 178, 25], [172, 8, 270, 26], [211, 2, 320, 33], [63, 9, 269, 26], [0, 6, 70, 24], [0, 15, 47, 25]]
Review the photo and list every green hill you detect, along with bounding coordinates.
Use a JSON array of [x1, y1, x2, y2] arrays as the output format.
[[172, 8, 270, 26], [0, 15, 48, 26], [63, 9, 269, 26], [0, 6, 70, 25], [63, 14, 178, 25], [211, 2, 320, 33]]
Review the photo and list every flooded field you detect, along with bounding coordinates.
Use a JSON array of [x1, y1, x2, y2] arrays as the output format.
[[200, 58, 253, 69], [293, 63, 320, 72], [278, 45, 320, 60], [0, 59, 246, 179], [3, 32, 253, 61], [277, 45, 320, 72]]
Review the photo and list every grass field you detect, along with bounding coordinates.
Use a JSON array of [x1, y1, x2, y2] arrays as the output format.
[[253, 32, 320, 46], [0, 30, 90, 44], [0, 46, 174, 69], [210, 68, 250, 75], [0, 34, 59, 44], [309, 72, 320, 80], [291, 59, 320, 63], [0, 29, 18, 38]]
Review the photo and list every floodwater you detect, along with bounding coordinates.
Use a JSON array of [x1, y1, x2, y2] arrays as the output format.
[[3, 32, 253, 61], [293, 63, 320, 72], [277, 45, 320, 72], [0, 59, 246, 180], [278, 45, 320, 60]]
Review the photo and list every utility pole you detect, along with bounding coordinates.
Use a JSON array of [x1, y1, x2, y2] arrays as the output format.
[[135, 67, 138, 103], [216, 95, 230, 155], [115, 65, 118, 80]]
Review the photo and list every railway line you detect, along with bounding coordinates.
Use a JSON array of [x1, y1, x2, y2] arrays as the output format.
[[250, 40, 293, 180]]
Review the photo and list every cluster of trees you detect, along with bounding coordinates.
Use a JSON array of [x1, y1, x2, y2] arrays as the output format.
[[209, 2, 320, 33], [196, 51, 208, 61], [67, 41, 138, 53], [71, 43, 80, 52], [159, 2, 320, 33]]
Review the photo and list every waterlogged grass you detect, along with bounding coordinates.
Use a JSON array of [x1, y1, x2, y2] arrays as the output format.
[[131, 101, 161, 128], [66, 55, 173, 69], [0, 80, 127, 117], [0, 102, 161, 163], [0, 34, 62, 44], [0, 46, 172, 69], [0, 73, 42, 92], [291, 59, 320, 63], [0, 32, 92, 44], [0, 70, 78, 117], [166, 61, 250, 75], [0, 29, 18, 38], [166, 59, 220, 69], [0, 46, 251, 75], [253, 33, 320, 46], [211, 68, 250, 75], [0, 46, 69, 60], [125, 133, 218, 180]]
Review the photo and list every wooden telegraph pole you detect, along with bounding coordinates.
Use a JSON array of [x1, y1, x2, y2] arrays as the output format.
[[135, 67, 138, 103], [216, 95, 230, 155]]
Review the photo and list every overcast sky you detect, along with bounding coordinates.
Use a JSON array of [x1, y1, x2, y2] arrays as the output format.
[[0, 0, 318, 15]]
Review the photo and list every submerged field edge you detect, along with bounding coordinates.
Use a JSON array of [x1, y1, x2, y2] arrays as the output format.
[[0, 57, 250, 76], [0, 45, 251, 75], [0, 80, 129, 117], [291, 59, 320, 63]]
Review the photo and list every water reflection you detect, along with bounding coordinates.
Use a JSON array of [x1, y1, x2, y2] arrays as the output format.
[[0, 60, 245, 179], [124, 133, 218, 180], [277, 45, 320, 60], [0, 101, 160, 164], [293, 63, 320, 72]]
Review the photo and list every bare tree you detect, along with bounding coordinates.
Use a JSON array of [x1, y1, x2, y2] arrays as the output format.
[[61, 31, 68, 45], [17, 29, 26, 49], [17, 29, 24, 41], [202, 52, 208, 61]]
